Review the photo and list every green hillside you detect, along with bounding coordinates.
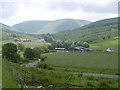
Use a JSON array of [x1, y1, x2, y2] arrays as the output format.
[[36, 19, 91, 34], [1, 23, 39, 42], [12, 19, 90, 34], [2, 60, 18, 88], [54, 17, 118, 43], [90, 37, 118, 52], [12, 20, 50, 33]]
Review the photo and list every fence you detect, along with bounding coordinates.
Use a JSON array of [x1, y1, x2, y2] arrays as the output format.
[[8, 62, 37, 88], [7, 61, 74, 88]]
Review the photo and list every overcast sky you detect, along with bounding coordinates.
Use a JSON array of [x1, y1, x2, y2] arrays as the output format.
[[0, 0, 119, 26]]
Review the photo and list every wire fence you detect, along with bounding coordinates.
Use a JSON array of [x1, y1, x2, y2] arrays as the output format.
[[8, 62, 37, 88]]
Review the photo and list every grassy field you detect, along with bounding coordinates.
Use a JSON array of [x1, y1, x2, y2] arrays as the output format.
[[90, 38, 118, 52], [0, 56, 1, 88], [2, 60, 18, 88], [43, 52, 118, 74], [10, 61, 118, 88], [2, 40, 50, 48]]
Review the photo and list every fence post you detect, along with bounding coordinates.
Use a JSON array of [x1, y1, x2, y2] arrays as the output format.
[[32, 73, 34, 86], [23, 70, 26, 83]]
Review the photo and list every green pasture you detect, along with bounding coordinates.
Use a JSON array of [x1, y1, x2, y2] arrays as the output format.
[[43, 52, 118, 74], [19, 42, 50, 48], [90, 38, 118, 52], [2, 60, 18, 88], [11, 61, 118, 88], [2, 40, 50, 48], [0, 56, 1, 88]]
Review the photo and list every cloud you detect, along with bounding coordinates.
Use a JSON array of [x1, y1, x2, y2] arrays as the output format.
[[48, 1, 118, 14], [0, 0, 118, 26], [80, 2, 118, 14], [0, 2, 19, 19], [49, 2, 81, 11]]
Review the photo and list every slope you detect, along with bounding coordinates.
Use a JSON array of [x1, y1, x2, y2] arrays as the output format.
[[54, 17, 118, 43], [36, 19, 91, 34], [90, 37, 118, 52], [12, 20, 50, 34], [1, 22, 38, 42], [12, 19, 90, 34]]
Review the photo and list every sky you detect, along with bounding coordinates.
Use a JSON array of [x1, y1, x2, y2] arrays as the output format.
[[0, 0, 119, 26]]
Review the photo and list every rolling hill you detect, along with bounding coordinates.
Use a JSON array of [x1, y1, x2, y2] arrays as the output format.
[[12, 19, 91, 34], [0, 22, 18, 32], [90, 37, 118, 52], [0, 23, 38, 42], [35, 19, 91, 34], [54, 17, 118, 43], [12, 20, 50, 34]]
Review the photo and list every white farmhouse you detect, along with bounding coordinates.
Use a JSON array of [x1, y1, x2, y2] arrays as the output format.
[[106, 48, 115, 52]]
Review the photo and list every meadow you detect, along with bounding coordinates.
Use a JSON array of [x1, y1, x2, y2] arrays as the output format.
[[0, 56, 1, 88], [90, 38, 118, 52], [9, 60, 119, 88], [43, 52, 118, 74], [2, 60, 18, 88]]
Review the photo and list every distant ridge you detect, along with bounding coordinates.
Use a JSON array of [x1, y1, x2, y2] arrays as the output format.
[[12, 19, 91, 34]]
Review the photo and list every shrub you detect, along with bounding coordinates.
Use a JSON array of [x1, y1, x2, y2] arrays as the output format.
[[38, 63, 48, 69], [99, 80, 109, 87], [87, 81, 94, 87]]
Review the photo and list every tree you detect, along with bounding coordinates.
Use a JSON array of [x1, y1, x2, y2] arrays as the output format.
[[44, 33, 53, 43], [24, 47, 34, 60], [17, 43, 25, 51], [33, 47, 42, 58], [62, 41, 72, 50], [2, 43, 20, 62], [82, 42, 89, 48]]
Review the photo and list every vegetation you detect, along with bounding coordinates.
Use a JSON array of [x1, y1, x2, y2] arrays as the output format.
[[43, 52, 118, 74], [1, 17, 119, 88], [13, 19, 90, 34], [12, 20, 50, 34], [24, 47, 35, 60], [8, 61, 118, 88], [54, 17, 118, 43], [49, 40, 90, 50], [17, 43, 25, 52], [90, 37, 118, 52], [2, 43, 20, 63], [2, 59, 18, 88]]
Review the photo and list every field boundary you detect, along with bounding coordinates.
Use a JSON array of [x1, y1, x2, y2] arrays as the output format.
[[8, 62, 36, 88]]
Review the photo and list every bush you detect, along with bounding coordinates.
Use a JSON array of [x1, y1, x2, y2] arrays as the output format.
[[41, 56, 47, 61], [24, 47, 35, 60], [38, 63, 48, 69], [2, 43, 20, 63], [48, 66, 54, 70], [87, 81, 94, 87], [99, 80, 109, 87]]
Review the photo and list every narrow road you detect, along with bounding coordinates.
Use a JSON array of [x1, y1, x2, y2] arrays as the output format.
[[70, 72, 120, 78]]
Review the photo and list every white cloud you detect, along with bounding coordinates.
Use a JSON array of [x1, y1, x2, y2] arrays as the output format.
[[0, 0, 118, 26]]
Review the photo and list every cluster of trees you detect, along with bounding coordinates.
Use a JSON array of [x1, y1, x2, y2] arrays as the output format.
[[24, 46, 49, 60], [2, 43, 49, 63], [49, 40, 89, 50], [2, 43, 20, 63], [42, 33, 54, 43]]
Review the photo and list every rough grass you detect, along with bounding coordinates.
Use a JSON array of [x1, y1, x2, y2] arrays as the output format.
[[2, 60, 18, 88], [11, 62, 118, 88], [0, 56, 1, 88], [90, 38, 118, 52], [43, 52, 118, 74]]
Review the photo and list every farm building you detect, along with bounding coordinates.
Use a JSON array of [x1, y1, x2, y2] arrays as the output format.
[[106, 48, 115, 52], [14, 38, 32, 42], [37, 39, 46, 43], [74, 47, 92, 52], [55, 48, 66, 52]]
